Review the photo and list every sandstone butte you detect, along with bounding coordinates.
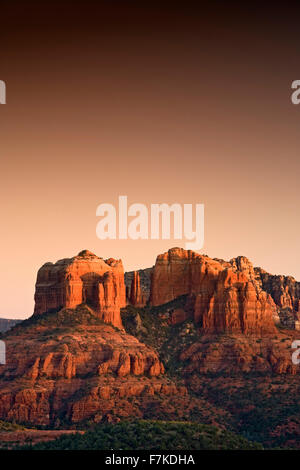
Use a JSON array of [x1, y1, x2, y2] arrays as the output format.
[[0, 250, 184, 426], [126, 251, 300, 331], [148, 247, 279, 335], [34, 250, 126, 329], [0, 248, 300, 427], [33, 247, 300, 337]]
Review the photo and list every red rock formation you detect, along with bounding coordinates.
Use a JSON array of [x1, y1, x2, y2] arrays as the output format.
[[129, 271, 147, 307], [34, 250, 126, 329], [255, 268, 300, 329], [2, 247, 300, 431], [125, 269, 152, 307], [150, 248, 277, 335], [180, 332, 299, 375], [0, 306, 177, 426], [150, 248, 224, 305], [192, 269, 277, 335]]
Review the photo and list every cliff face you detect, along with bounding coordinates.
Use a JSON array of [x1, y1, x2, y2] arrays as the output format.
[[255, 269, 300, 329], [34, 250, 126, 329], [149, 248, 277, 335], [34, 248, 300, 333], [191, 270, 277, 335], [2, 248, 300, 431], [150, 248, 226, 306], [128, 271, 147, 307], [125, 268, 152, 307]]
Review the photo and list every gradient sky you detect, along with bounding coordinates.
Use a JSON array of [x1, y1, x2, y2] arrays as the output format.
[[1, 3, 300, 318]]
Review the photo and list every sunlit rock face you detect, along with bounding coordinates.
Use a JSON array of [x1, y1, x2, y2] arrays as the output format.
[[33, 250, 126, 328], [150, 248, 277, 335]]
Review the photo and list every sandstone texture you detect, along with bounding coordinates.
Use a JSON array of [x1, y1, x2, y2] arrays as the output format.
[[0, 306, 180, 426], [150, 248, 277, 335], [255, 268, 300, 329], [34, 250, 126, 329], [125, 268, 152, 307], [180, 332, 299, 376], [2, 246, 300, 435], [128, 271, 147, 307]]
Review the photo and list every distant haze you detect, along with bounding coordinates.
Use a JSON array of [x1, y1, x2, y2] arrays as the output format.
[[1, 3, 300, 318]]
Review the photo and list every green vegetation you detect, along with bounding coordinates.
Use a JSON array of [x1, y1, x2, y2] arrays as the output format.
[[121, 303, 300, 448], [0, 420, 26, 432], [193, 372, 300, 447], [2, 305, 113, 338], [20, 420, 263, 450], [121, 297, 199, 377]]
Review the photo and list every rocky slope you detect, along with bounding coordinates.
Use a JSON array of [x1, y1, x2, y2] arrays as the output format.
[[122, 297, 299, 377], [121, 300, 300, 448], [0, 305, 188, 426]]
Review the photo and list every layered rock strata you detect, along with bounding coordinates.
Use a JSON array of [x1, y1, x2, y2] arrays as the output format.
[[34, 250, 126, 329]]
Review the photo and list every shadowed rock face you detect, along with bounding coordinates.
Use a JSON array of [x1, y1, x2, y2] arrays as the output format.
[[33, 250, 126, 329], [127, 271, 148, 307], [149, 248, 277, 335], [125, 268, 152, 307], [255, 268, 300, 329]]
